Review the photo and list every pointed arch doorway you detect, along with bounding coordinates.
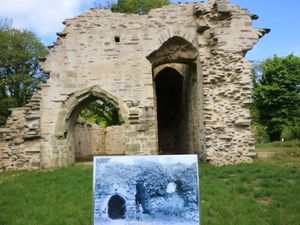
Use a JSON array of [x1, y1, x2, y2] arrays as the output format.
[[147, 36, 203, 155]]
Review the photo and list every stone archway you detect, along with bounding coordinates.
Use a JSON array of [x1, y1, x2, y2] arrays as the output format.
[[108, 195, 126, 220], [148, 36, 202, 155], [54, 86, 127, 166], [147, 36, 198, 67]]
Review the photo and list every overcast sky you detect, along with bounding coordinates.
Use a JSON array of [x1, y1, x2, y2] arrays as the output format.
[[0, 0, 299, 61]]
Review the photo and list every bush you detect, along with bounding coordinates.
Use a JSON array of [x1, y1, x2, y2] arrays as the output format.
[[281, 126, 296, 141], [253, 124, 270, 143]]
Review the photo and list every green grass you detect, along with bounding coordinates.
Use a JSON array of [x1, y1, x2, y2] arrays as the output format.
[[200, 156, 300, 225], [256, 140, 300, 152], [0, 152, 299, 225], [0, 166, 93, 225]]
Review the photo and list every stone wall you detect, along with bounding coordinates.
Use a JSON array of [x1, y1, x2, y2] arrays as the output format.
[[105, 125, 126, 155], [194, 1, 268, 165], [74, 121, 125, 161], [74, 121, 104, 161], [0, 0, 268, 171], [0, 108, 41, 171], [180, 64, 201, 155]]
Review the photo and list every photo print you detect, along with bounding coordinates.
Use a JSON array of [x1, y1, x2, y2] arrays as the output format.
[[93, 155, 200, 225]]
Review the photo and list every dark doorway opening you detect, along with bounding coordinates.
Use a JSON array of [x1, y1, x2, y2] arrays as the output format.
[[108, 195, 126, 220], [155, 67, 183, 154]]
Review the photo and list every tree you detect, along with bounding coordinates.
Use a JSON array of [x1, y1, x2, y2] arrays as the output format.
[[0, 20, 48, 125], [79, 100, 124, 127], [252, 55, 300, 141], [110, 0, 170, 14]]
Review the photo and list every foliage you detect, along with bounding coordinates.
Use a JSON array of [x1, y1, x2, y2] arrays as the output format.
[[174, 164, 199, 205], [252, 55, 300, 141], [0, 18, 12, 29], [79, 100, 124, 127], [0, 20, 48, 125], [137, 161, 170, 197], [281, 125, 296, 141], [252, 123, 270, 143], [94, 159, 198, 200], [111, 0, 170, 14]]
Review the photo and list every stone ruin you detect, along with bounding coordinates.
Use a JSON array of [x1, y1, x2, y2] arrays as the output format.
[[0, 0, 268, 171]]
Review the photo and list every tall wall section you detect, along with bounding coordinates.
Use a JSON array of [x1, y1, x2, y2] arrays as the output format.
[[0, 90, 43, 171], [38, 2, 198, 168], [0, 0, 267, 171], [194, 1, 268, 165]]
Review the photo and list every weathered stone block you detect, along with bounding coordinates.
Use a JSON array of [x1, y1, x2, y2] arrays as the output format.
[[235, 119, 251, 127], [126, 143, 141, 154]]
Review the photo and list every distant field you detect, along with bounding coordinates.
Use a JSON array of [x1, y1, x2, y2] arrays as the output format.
[[0, 144, 299, 225], [256, 140, 300, 152]]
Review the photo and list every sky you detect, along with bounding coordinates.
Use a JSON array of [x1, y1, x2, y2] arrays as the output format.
[[0, 0, 299, 61]]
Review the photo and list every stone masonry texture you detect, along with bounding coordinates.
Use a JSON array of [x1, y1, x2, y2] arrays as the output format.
[[0, 0, 268, 171], [74, 121, 125, 161]]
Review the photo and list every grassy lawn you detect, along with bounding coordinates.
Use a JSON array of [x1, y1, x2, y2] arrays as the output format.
[[0, 166, 93, 225], [200, 156, 300, 225], [256, 140, 300, 153], [0, 147, 299, 225]]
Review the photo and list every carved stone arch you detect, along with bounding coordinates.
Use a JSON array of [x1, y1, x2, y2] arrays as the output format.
[[53, 85, 127, 166], [55, 85, 127, 136], [148, 36, 200, 155], [147, 36, 198, 68], [156, 28, 198, 47], [153, 63, 188, 78]]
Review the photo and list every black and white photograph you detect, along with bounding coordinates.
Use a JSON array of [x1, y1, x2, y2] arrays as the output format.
[[93, 155, 200, 225]]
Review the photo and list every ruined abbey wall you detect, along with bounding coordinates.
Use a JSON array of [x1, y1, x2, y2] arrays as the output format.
[[74, 122, 125, 161], [0, 0, 268, 171]]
